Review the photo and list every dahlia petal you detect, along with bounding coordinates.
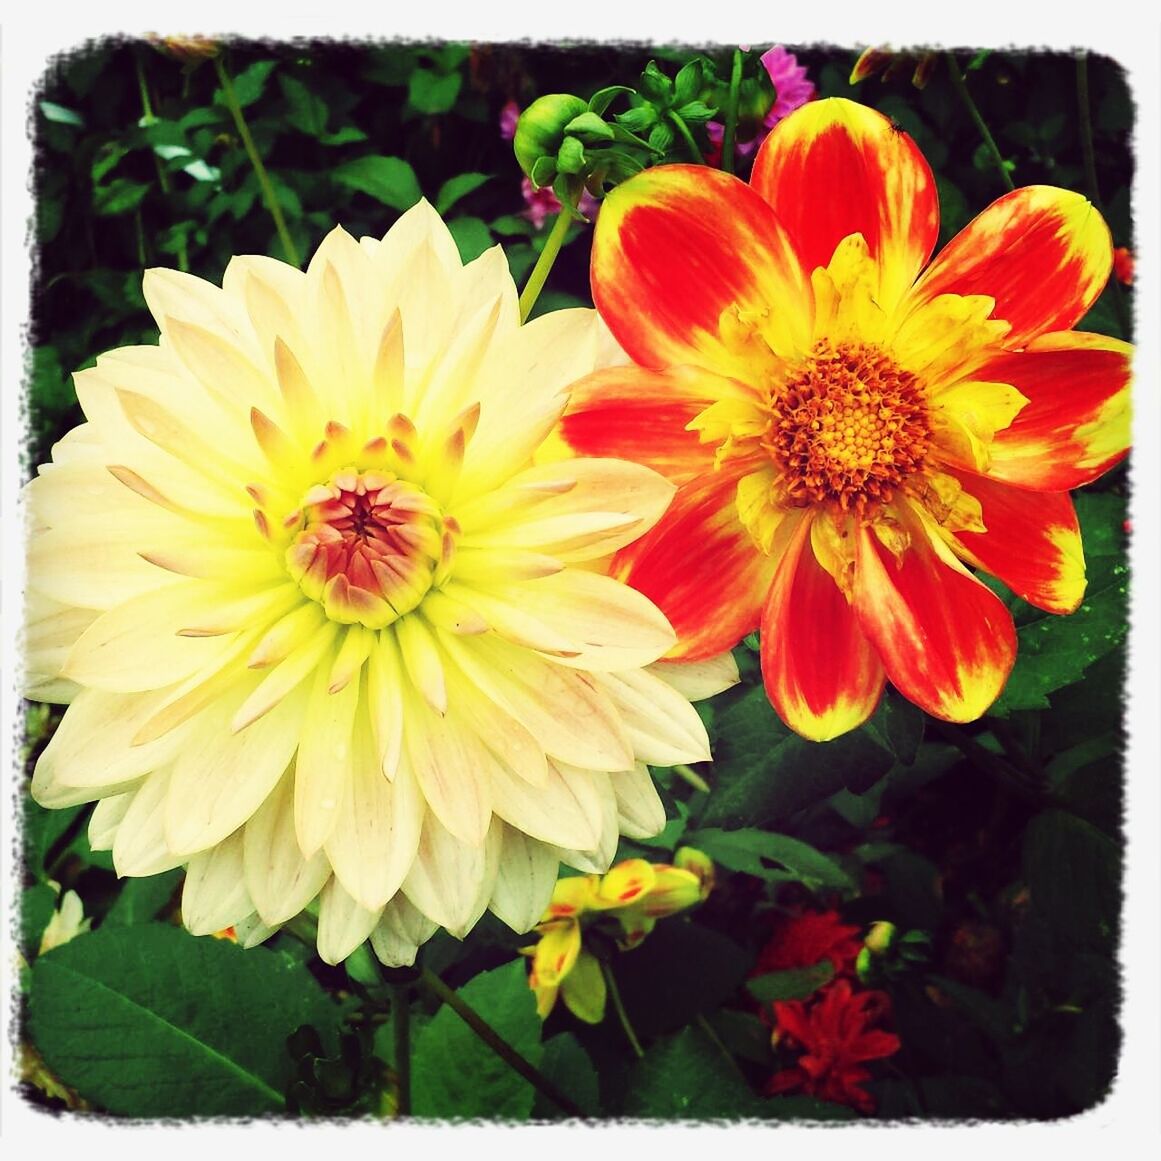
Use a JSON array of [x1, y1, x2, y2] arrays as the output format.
[[595, 669, 712, 766], [611, 763, 667, 841], [752, 97, 939, 312], [908, 186, 1113, 347], [935, 468, 1086, 615], [293, 666, 360, 858], [143, 267, 263, 368], [365, 631, 405, 779], [545, 365, 740, 483], [591, 164, 812, 373], [394, 616, 448, 715], [462, 508, 647, 563], [532, 919, 583, 986], [403, 696, 493, 848], [369, 893, 439, 968], [973, 332, 1132, 490], [488, 827, 560, 934], [611, 468, 775, 660], [853, 510, 1017, 722], [181, 830, 254, 936], [232, 913, 279, 949], [547, 769, 620, 874], [441, 634, 635, 772], [233, 620, 340, 732], [165, 682, 306, 857], [646, 652, 741, 701], [89, 792, 133, 850], [403, 814, 500, 937], [61, 583, 242, 693], [243, 772, 332, 927], [488, 755, 606, 851], [760, 514, 886, 740], [113, 769, 185, 877], [316, 876, 381, 966], [322, 705, 422, 914], [32, 690, 181, 808]]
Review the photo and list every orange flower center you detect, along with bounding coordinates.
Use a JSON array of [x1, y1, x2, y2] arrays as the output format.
[[765, 342, 930, 514], [285, 470, 450, 628]]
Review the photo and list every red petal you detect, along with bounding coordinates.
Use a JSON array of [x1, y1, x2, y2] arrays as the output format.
[[978, 331, 1132, 490], [751, 98, 939, 312], [852, 511, 1016, 722], [551, 364, 733, 484], [909, 186, 1113, 347], [591, 164, 812, 375], [613, 468, 774, 661], [760, 514, 885, 740], [936, 467, 1086, 615]]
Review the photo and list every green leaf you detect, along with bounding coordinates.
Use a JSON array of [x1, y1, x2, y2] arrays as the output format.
[[332, 156, 422, 211], [408, 67, 462, 115], [622, 1025, 765, 1119], [222, 60, 276, 108], [446, 216, 493, 263], [22, 798, 83, 880], [278, 73, 329, 135], [991, 492, 1128, 714], [532, 1034, 599, 1118], [861, 689, 924, 764], [40, 100, 84, 126], [410, 959, 542, 1120], [699, 686, 894, 827], [612, 920, 749, 1038], [688, 826, 856, 891], [564, 111, 615, 141], [103, 869, 182, 926], [588, 85, 635, 116], [746, 960, 835, 1003], [435, 171, 491, 215], [22, 884, 58, 959], [27, 922, 342, 1116], [93, 177, 149, 217]]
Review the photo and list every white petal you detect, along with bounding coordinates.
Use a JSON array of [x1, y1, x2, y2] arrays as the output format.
[[243, 771, 331, 927], [403, 813, 496, 936], [113, 769, 185, 877], [595, 668, 712, 766], [549, 769, 619, 874], [441, 633, 634, 773], [316, 876, 381, 966], [233, 912, 279, 949], [612, 763, 667, 841], [181, 829, 254, 935], [294, 665, 360, 858], [648, 652, 741, 701], [89, 792, 134, 850], [165, 681, 305, 857], [324, 710, 424, 912], [489, 756, 605, 851], [488, 827, 559, 934], [369, 894, 439, 968]]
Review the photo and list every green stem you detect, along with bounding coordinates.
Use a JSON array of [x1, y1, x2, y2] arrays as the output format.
[[672, 763, 711, 794], [720, 48, 744, 175], [945, 52, 1014, 192], [392, 981, 411, 1116], [518, 206, 572, 322], [600, 960, 644, 1059], [668, 110, 705, 165], [418, 966, 586, 1118], [1076, 52, 1132, 338], [213, 55, 300, 267]]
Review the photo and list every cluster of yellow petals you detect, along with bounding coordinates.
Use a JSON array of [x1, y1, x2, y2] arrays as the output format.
[[523, 850, 714, 1023]]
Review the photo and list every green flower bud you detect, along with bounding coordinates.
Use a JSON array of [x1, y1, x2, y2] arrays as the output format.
[[864, 920, 898, 954], [513, 93, 589, 182]]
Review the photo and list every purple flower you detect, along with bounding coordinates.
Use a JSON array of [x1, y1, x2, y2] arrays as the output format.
[[760, 46, 815, 126], [499, 99, 521, 141]]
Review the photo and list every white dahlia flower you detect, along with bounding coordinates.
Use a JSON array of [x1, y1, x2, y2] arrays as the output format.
[[24, 203, 736, 966]]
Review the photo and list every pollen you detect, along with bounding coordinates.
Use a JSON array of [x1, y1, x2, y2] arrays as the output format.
[[284, 470, 448, 628], [765, 342, 930, 515]]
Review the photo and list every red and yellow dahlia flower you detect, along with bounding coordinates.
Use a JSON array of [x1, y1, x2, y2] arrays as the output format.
[[552, 96, 1132, 740]]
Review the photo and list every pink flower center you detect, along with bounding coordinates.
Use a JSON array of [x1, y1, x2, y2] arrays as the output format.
[[285, 470, 450, 628]]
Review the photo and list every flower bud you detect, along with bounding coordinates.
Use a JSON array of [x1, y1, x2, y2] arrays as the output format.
[[674, 846, 715, 899], [513, 93, 589, 184], [864, 919, 897, 954]]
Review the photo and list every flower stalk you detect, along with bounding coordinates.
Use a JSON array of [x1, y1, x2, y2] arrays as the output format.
[[668, 110, 705, 165], [720, 48, 744, 175], [418, 967, 586, 1118], [600, 959, 644, 1058], [212, 55, 301, 267], [392, 981, 412, 1116], [945, 53, 1015, 193], [518, 205, 573, 321]]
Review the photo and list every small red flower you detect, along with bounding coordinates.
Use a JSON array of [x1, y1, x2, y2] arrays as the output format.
[[753, 909, 863, 977], [1113, 246, 1134, 285], [767, 978, 901, 1112]]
